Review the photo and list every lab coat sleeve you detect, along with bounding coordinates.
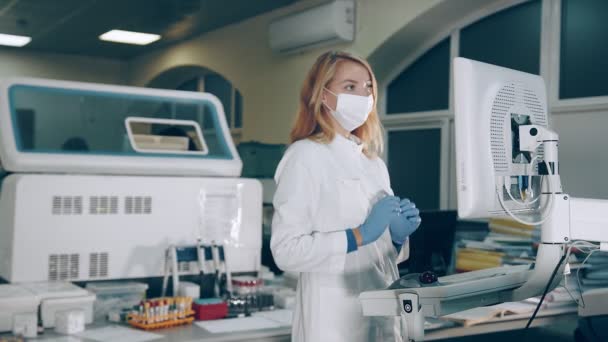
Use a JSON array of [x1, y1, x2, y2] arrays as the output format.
[[270, 147, 347, 274], [397, 239, 410, 264], [377, 157, 410, 264]]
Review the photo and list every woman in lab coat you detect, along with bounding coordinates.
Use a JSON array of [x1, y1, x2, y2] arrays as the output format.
[[271, 51, 422, 342]]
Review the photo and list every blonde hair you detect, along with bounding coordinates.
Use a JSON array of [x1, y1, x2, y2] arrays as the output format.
[[290, 50, 383, 158]]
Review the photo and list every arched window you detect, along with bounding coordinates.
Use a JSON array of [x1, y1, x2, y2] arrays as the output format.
[[383, 0, 608, 207], [176, 74, 243, 131], [386, 38, 450, 115], [459, 0, 541, 75], [147, 66, 243, 142], [384, 1, 542, 210], [560, 0, 608, 99]]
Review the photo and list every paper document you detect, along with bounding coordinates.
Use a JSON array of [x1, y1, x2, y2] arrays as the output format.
[[201, 189, 241, 244], [492, 301, 538, 314], [424, 317, 455, 330], [252, 309, 293, 326], [75, 326, 163, 342], [196, 316, 283, 333], [38, 337, 82, 342], [442, 301, 538, 327]]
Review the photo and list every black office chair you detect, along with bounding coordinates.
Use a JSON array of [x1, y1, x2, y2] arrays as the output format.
[[398, 210, 458, 277]]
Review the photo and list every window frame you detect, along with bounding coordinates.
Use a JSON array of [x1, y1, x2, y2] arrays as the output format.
[[382, 117, 451, 210], [380, 0, 608, 210], [199, 74, 243, 132], [180, 74, 243, 140], [545, 0, 608, 113]]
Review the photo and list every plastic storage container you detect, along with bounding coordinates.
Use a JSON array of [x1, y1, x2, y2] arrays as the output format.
[[18, 282, 96, 329], [193, 298, 228, 321], [0, 284, 39, 332], [86, 281, 148, 321], [41, 295, 95, 328]]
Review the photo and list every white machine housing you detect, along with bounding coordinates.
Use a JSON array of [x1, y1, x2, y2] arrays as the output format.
[[268, 0, 355, 55], [453, 58, 548, 218], [0, 78, 262, 283], [0, 174, 262, 282], [0, 77, 242, 177]]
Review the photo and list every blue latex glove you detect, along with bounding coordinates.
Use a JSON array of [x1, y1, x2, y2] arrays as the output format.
[[359, 195, 400, 245], [389, 198, 421, 245]]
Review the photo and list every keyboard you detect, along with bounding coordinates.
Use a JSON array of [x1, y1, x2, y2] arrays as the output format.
[[438, 264, 531, 285]]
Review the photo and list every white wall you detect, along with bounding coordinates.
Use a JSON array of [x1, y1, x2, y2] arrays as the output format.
[[0, 50, 128, 155], [552, 111, 608, 199], [126, 0, 441, 144], [0, 49, 127, 84]]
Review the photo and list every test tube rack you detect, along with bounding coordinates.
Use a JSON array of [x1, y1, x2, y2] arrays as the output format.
[[127, 297, 195, 330]]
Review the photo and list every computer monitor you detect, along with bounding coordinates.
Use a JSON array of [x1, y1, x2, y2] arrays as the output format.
[[399, 210, 457, 276], [453, 57, 549, 219]]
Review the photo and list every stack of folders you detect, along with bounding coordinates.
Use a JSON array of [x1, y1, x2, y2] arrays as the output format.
[[455, 218, 537, 272], [579, 253, 608, 291], [487, 217, 540, 240]]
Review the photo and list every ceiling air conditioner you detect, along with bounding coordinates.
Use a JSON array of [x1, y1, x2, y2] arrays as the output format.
[[269, 0, 355, 55]]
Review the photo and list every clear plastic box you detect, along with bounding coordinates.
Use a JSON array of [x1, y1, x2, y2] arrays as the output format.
[[41, 294, 95, 328], [85, 282, 148, 321]]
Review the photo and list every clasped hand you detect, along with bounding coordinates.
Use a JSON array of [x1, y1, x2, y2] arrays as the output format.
[[389, 198, 421, 245], [357, 195, 421, 246]]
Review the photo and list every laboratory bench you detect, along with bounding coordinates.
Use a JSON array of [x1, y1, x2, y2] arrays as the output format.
[[3, 321, 291, 342], [1, 308, 578, 342]]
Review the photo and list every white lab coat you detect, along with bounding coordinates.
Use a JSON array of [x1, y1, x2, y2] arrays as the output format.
[[271, 134, 409, 342]]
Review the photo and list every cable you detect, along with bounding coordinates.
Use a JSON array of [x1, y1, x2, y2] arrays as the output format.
[[560, 241, 599, 308], [522, 155, 542, 201], [523, 155, 542, 203], [528, 155, 541, 179], [502, 155, 542, 208], [575, 248, 601, 307], [496, 160, 556, 226], [497, 182, 553, 226], [506, 184, 540, 206], [525, 252, 568, 329], [566, 241, 600, 262], [497, 186, 552, 226], [561, 275, 580, 307]]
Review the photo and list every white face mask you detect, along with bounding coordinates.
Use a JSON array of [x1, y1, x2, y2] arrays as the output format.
[[324, 88, 374, 132]]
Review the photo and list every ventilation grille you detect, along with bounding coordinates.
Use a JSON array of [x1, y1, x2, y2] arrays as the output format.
[[48, 253, 79, 280], [490, 84, 515, 172], [53, 195, 152, 215], [523, 89, 547, 163], [89, 196, 119, 215], [490, 83, 547, 172], [89, 252, 109, 278], [523, 89, 547, 125], [125, 196, 152, 215], [52, 196, 83, 215]]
